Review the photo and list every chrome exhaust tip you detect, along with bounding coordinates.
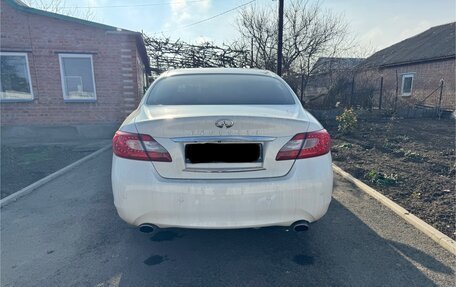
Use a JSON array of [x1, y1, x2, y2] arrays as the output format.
[[139, 223, 158, 233], [291, 220, 310, 232]]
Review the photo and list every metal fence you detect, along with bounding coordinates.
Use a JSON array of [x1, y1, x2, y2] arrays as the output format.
[[302, 72, 452, 119]]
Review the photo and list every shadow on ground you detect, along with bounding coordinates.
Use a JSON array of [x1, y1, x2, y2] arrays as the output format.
[[79, 201, 453, 287], [1, 152, 453, 287]]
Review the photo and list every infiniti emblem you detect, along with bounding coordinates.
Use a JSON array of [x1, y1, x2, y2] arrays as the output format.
[[215, 119, 234, 128]]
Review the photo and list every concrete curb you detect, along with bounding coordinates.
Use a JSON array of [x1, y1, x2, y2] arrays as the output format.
[[0, 145, 111, 208], [333, 164, 456, 256]]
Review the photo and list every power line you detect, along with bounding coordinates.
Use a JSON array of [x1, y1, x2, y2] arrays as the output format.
[[59, 0, 209, 9], [180, 0, 255, 29]]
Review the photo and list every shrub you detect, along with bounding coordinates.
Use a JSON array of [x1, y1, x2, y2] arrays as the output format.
[[390, 148, 423, 162], [402, 149, 421, 159], [365, 170, 399, 186], [411, 191, 422, 199], [334, 142, 353, 149], [336, 108, 357, 134], [383, 139, 396, 150]]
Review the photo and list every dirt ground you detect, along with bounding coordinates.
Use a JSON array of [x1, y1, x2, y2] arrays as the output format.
[[0, 141, 109, 199], [323, 117, 455, 239]]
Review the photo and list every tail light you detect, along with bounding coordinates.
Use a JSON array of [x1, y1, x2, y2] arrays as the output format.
[[276, 129, 330, 161], [112, 131, 172, 162]]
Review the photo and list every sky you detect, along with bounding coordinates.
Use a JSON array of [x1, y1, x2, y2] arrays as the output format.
[[31, 0, 455, 53]]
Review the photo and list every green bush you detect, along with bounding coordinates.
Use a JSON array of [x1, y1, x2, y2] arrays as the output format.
[[383, 139, 396, 150], [335, 142, 353, 149], [402, 149, 422, 159], [390, 148, 423, 161], [336, 108, 358, 134], [365, 170, 399, 186]]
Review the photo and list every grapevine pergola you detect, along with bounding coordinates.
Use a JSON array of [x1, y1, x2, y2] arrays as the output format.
[[143, 35, 250, 76]]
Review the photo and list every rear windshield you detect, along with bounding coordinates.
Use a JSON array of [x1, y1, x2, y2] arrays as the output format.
[[146, 74, 296, 105]]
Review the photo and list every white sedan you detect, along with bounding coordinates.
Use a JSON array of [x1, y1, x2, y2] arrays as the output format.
[[111, 68, 333, 233]]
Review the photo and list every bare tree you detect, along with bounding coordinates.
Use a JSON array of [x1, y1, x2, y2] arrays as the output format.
[[21, 0, 94, 20], [238, 6, 277, 71], [236, 0, 351, 97]]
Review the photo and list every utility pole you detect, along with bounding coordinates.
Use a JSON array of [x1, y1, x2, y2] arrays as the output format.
[[277, 0, 284, 76]]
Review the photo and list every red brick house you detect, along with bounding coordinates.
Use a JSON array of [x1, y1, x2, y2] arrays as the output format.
[[357, 22, 455, 111], [0, 0, 150, 138]]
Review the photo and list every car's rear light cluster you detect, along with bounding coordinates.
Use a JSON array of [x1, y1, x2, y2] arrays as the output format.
[[112, 131, 172, 162], [276, 129, 331, 161]]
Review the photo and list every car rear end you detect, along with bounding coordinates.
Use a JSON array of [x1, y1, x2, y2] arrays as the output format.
[[111, 69, 333, 229]]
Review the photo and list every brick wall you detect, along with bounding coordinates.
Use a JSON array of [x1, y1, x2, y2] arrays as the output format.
[[0, 2, 146, 126], [356, 59, 455, 110]]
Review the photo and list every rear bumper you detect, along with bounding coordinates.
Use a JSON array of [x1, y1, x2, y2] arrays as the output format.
[[111, 154, 333, 229]]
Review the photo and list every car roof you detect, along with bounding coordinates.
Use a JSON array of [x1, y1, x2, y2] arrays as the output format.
[[161, 68, 279, 79]]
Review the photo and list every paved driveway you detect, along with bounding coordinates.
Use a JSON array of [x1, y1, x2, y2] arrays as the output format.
[[1, 150, 454, 286]]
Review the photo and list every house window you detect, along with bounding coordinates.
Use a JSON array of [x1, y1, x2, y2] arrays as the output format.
[[0, 52, 33, 101], [401, 73, 414, 96], [59, 54, 96, 101]]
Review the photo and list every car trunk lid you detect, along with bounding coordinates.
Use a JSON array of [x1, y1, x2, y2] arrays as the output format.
[[134, 105, 311, 179]]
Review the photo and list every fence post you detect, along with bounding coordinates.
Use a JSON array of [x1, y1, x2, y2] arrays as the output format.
[[350, 75, 355, 107], [437, 79, 444, 119], [394, 70, 399, 112], [379, 76, 383, 110]]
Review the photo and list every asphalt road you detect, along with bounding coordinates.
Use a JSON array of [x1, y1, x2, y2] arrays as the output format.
[[1, 150, 454, 287]]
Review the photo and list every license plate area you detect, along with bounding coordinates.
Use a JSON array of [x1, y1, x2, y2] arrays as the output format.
[[185, 143, 262, 164]]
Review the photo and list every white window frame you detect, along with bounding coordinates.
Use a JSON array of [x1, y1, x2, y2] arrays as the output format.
[[0, 52, 34, 102], [58, 53, 97, 102], [400, 73, 415, 97]]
